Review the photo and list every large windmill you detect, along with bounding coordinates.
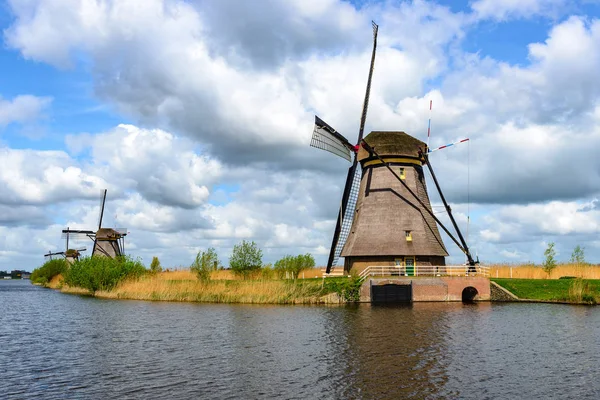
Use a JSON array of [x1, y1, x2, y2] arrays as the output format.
[[61, 189, 128, 258], [310, 22, 476, 275]]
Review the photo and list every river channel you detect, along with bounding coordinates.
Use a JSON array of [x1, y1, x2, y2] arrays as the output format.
[[1, 279, 599, 399]]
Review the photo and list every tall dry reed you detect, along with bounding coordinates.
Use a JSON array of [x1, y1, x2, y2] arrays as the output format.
[[487, 263, 600, 279], [93, 271, 330, 304]]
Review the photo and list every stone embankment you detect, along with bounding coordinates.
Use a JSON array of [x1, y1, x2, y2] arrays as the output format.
[[490, 281, 519, 301]]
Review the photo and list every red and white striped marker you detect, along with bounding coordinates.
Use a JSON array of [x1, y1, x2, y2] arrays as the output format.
[[428, 138, 469, 153]]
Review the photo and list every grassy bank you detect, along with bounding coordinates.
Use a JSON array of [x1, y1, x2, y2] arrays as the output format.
[[492, 278, 600, 304], [49, 270, 360, 304]]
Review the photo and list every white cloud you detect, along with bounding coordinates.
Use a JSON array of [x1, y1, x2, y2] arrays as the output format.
[[3, 1, 600, 270], [3, 0, 467, 168], [500, 249, 525, 259], [0, 95, 51, 127], [67, 124, 221, 209], [471, 0, 566, 21], [0, 147, 109, 205]]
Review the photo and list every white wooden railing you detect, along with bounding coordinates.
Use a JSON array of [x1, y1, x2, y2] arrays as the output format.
[[358, 265, 489, 280], [321, 268, 346, 278]]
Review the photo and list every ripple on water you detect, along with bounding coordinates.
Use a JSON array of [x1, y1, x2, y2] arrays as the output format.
[[1, 280, 600, 399]]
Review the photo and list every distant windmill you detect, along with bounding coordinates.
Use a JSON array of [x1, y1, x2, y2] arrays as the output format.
[[43, 247, 86, 264], [43, 250, 65, 261], [61, 226, 87, 263], [62, 189, 128, 258], [310, 22, 476, 275]]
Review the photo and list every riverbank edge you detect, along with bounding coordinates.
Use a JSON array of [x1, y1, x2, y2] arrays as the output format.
[[41, 275, 348, 305], [35, 276, 598, 306], [491, 279, 599, 305], [57, 287, 345, 305]]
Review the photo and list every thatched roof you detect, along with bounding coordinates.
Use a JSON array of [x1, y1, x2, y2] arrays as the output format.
[[341, 131, 447, 258], [96, 228, 122, 239], [358, 131, 426, 160]]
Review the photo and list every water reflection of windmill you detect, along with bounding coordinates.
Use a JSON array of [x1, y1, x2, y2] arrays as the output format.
[[62, 189, 128, 258], [310, 22, 477, 275]]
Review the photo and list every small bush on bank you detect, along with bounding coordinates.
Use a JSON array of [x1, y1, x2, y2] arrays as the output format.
[[191, 248, 219, 282], [150, 256, 162, 274], [63, 256, 146, 294], [322, 276, 363, 302], [274, 254, 315, 279], [31, 259, 68, 286]]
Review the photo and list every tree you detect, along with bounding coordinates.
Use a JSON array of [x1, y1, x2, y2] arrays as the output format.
[[191, 247, 220, 282], [274, 253, 315, 279], [570, 245, 586, 265], [542, 242, 557, 277], [229, 240, 263, 278], [150, 256, 162, 274], [296, 253, 316, 276], [274, 255, 294, 279]]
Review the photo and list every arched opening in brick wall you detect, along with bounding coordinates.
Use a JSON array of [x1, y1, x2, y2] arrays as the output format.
[[462, 286, 478, 303]]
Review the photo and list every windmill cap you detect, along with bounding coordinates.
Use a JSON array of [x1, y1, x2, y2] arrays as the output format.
[[96, 228, 123, 238], [358, 131, 425, 161]]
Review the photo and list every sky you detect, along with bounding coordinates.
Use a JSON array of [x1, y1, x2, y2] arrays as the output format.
[[2, 0, 600, 271]]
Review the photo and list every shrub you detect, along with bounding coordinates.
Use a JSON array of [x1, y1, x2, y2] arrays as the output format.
[[274, 253, 315, 279], [150, 256, 162, 274], [229, 240, 262, 278], [63, 256, 146, 294], [323, 276, 363, 302], [31, 259, 68, 286], [191, 248, 220, 282]]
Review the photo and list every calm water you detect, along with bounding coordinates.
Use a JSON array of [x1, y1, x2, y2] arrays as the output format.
[[1, 280, 599, 399]]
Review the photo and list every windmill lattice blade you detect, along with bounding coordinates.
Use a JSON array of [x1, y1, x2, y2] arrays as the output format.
[[330, 165, 362, 266], [310, 116, 353, 162], [61, 230, 94, 239]]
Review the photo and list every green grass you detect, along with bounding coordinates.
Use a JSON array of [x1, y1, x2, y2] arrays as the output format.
[[30, 259, 68, 286], [492, 278, 600, 304], [63, 255, 147, 294]]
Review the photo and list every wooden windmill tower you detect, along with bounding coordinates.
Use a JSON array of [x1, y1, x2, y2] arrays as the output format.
[[62, 189, 128, 258], [310, 22, 476, 275]]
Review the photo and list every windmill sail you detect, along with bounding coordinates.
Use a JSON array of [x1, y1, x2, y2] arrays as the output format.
[[326, 163, 362, 269], [356, 21, 378, 144], [98, 189, 107, 230], [325, 21, 378, 273], [310, 116, 354, 162]]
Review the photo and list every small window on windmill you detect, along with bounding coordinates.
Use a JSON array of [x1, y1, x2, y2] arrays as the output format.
[[399, 167, 406, 180], [405, 231, 412, 242]]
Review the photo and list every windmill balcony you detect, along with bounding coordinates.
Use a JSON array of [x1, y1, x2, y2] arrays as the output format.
[[358, 265, 489, 280]]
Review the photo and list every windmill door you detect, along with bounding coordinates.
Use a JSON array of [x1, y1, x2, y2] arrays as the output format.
[[405, 257, 415, 276]]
